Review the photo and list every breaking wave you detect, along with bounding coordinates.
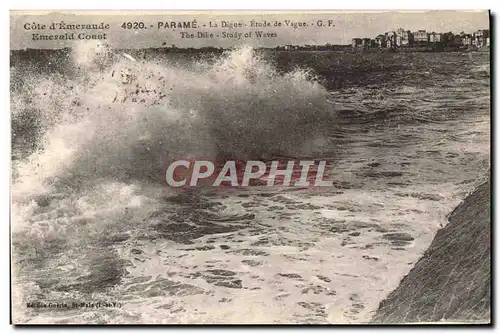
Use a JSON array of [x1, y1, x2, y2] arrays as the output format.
[[12, 44, 335, 193], [10, 43, 337, 288]]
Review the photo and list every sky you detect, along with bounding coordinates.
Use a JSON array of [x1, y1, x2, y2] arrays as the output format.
[[10, 10, 490, 49]]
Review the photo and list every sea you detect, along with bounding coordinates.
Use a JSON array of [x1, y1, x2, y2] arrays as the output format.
[[10, 43, 490, 324]]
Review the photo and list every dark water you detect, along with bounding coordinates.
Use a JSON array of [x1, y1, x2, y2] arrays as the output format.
[[11, 46, 490, 323]]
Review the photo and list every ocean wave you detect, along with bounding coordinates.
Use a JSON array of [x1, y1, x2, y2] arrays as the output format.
[[12, 44, 336, 193], [11, 43, 337, 276]]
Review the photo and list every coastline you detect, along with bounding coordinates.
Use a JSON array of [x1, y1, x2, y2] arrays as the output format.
[[371, 178, 491, 324]]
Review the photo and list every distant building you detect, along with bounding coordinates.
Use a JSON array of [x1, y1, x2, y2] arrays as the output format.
[[453, 34, 462, 46], [461, 34, 473, 46], [362, 38, 372, 48], [440, 32, 455, 45], [374, 34, 387, 48], [395, 28, 413, 46], [352, 38, 374, 50], [429, 32, 442, 43], [413, 30, 429, 43], [385, 31, 397, 48], [351, 38, 362, 48], [473, 29, 490, 47], [351, 28, 486, 51]]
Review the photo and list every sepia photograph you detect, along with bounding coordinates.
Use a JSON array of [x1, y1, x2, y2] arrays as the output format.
[[10, 10, 491, 324]]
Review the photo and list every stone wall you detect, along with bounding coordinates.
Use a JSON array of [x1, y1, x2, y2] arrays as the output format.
[[372, 180, 491, 324]]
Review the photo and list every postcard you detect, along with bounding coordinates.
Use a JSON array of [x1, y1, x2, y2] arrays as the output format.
[[10, 10, 491, 324]]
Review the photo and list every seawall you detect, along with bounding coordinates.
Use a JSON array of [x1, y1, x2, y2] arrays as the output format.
[[371, 179, 491, 324]]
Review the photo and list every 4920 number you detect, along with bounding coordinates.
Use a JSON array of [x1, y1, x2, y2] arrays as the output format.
[[121, 22, 146, 29]]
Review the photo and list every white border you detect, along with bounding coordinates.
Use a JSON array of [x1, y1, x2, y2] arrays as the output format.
[[2, 1, 497, 333]]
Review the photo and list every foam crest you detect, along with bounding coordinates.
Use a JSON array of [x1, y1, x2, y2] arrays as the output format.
[[13, 44, 336, 193]]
